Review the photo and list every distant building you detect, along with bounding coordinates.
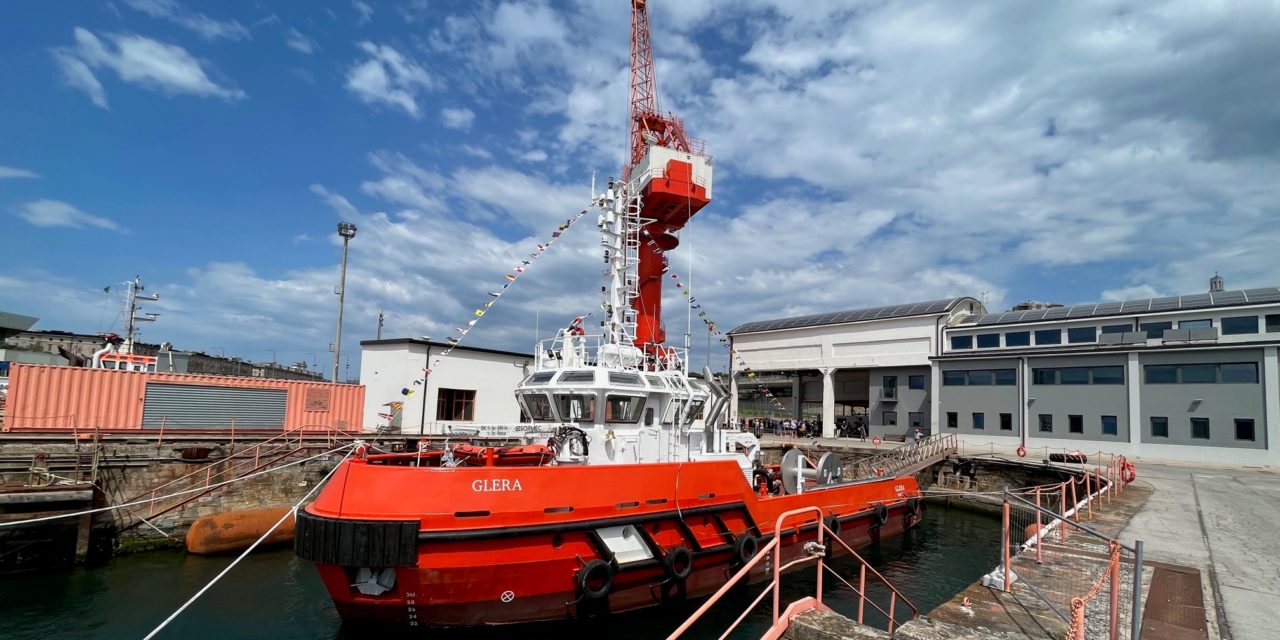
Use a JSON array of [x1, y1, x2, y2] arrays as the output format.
[[359, 338, 534, 435], [1009, 300, 1064, 312]]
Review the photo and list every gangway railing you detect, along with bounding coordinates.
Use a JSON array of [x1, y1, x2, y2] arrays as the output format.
[[848, 433, 957, 479], [668, 506, 918, 640]]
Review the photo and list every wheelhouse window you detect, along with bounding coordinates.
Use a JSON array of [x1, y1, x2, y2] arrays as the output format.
[[1221, 316, 1259, 335], [685, 400, 705, 426], [436, 388, 476, 421], [951, 335, 973, 350], [608, 372, 644, 387], [521, 393, 556, 421], [555, 393, 596, 422], [1005, 331, 1030, 346], [1034, 329, 1062, 345], [1067, 327, 1097, 343], [525, 371, 555, 385], [976, 333, 1000, 348], [605, 395, 645, 422], [559, 371, 597, 384], [662, 399, 686, 425]]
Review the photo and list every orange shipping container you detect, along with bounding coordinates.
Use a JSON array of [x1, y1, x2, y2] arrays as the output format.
[[3, 364, 363, 432]]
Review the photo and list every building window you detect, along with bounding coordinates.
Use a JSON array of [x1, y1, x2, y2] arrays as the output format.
[[1220, 363, 1259, 383], [1005, 331, 1030, 346], [883, 411, 898, 426], [908, 375, 925, 390], [1092, 366, 1124, 385], [1144, 365, 1178, 384], [1101, 324, 1131, 334], [972, 412, 985, 430], [1180, 364, 1217, 383], [1140, 321, 1172, 339], [1067, 327, 1097, 343], [1033, 368, 1057, 385], [994, 369, 1017, 385], [1235, 419, 1255, 441], [1151, 416, 1169, 438], [909, 412, 924, 428], [943, 370, 967, 386], [882, 375, 897, 399], [1060, 367, 1091, 385], [1179, 319, 1212, 329], [1034, 329, 1062, 345], [951, 335, 974, 350], [437, 388, 476, 421], [967, 370, 994, 385], [1221, 316, 1259, 335], [1068, 414, 1084, 433], [1101, 415, 1118, 436], [1000, 413, 1013, 431], [1191, 417, 1210, 440], [947, 412, 958, 429], [1038, 414, 1053, 432], [1267, 314, 1280, 333], [977, 333, 1000, 348]]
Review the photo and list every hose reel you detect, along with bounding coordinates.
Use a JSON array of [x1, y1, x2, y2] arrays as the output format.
[[779, 449, 842, 495]]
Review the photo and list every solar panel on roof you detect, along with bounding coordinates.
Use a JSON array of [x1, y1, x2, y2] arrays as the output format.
[[925, 301, 949, 313], [1245, 288, 1280, 303], [1022, 309, 1049, 321], [1066, 304, 1096, 317], [976, 315, 1000, 325], [1120, 300, 1149, 313], [1149, 297, 1180, 311], [1094, 302, 1124, 314], [1211, 290, 1246, 305], [1043, 307, 1070, 319], [1180, 294, 1212, 308]]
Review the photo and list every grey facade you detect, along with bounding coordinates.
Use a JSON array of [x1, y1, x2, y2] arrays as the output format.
[[869, 366, 931, 434], [937, 358, 1021, 436], [1027, 355, 1130, 443], [1137, 349, 1266, 449]]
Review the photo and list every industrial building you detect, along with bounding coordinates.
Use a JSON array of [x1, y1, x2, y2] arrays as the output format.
[[359, 338, 534, 435], [730, 280, 1280, 465]]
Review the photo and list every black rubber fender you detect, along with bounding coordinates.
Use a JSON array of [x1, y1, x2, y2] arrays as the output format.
[[577, 559, 614, 600], [872, 504, 889, 527], [824, 515, 842, 538], [733, 534, 759, 566], [905, 497, 920, 516], [663, 545, 693, 581]]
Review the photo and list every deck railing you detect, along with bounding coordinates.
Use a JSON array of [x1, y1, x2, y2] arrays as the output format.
[[848, 433, 957, 479], [667, 506, 918, 640]]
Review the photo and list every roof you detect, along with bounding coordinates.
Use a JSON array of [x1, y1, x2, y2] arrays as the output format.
[[731, 297, 977, 335], [0, 311, 39, 338], [359, 338, 533, 360], [969, 286, 1280, 327]]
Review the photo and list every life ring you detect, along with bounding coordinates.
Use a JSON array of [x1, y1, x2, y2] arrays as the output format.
[[1016, 445, 1027, 458], [576, 559, 614, 600], [905, 497, 920, 516], [872, 504, 889, 527], [1121, 462, 1136, 484], [733, 534, 758, 566], [824, 515, 842, 538], [872, 436, 882, 446], [663, 546, 693, 581]]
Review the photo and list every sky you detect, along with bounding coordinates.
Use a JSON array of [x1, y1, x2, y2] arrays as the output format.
[[1, 0, 1278, 377]]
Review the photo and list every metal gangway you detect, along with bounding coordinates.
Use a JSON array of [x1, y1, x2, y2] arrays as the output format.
[[847, 433, 957, 479]]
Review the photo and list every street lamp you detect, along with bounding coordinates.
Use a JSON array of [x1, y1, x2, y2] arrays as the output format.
[[332, 221, 358, 382]]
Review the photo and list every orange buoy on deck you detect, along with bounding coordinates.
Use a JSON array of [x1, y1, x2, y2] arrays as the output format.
[[185, 507, 295, 555]]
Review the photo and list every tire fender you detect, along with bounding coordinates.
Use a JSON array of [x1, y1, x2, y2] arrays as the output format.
[[577, 559, 614, 600], [663, 546, 693, 581]]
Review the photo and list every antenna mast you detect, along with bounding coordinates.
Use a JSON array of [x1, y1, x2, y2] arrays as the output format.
[[122, 275, 160, 354]]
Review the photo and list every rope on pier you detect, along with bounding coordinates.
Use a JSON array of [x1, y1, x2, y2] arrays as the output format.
[[0, 444, 353, 529], [142, 446, 355, 640]]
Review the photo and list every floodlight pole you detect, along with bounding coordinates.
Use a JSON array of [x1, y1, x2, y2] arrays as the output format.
[[333, 222, 357, 382]]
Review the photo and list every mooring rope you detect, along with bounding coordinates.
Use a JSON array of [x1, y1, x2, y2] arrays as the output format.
[[142, 446, 355, 640], [0, 444, 353, 529]]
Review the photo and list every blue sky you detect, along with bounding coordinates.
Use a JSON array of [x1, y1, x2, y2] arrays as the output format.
[[2, 0, 1278, 376]]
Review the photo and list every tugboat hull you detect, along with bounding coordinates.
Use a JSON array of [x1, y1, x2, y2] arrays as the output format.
[[297, 457, 923, 628]]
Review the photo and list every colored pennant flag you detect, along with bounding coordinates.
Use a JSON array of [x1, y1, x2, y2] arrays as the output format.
[[447, 338, 459, 346], [505, 274, 517, 281], [489, 291, 501, 297], [551, 231, 562, 238], [475, 309, 486, 317]]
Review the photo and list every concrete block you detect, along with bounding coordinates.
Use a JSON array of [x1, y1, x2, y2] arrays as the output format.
[[784, 609, 889, 640]]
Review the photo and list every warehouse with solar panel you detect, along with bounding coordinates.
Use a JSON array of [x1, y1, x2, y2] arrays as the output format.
[[729, 275, 1280, 466]]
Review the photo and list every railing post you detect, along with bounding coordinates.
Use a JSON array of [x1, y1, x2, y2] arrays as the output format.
[[1131, 539, 1144, 640], [1002, 494, 1012, 591], [1035, 486, 1043, 564], [858, 564, 866, 624], [1059, 482, 1067, 544], [1108, 542, 1120, 640], [1070, 478, 1079, 524], [888, 594, 897, 634], [1085, 471, 1093, 519]]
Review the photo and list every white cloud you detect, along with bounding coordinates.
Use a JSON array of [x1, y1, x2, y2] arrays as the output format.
[[13, 199, 123, 232], [284, 28, 318, 54], [518, 149, 547, 163], [123, 0, 250, 41], [440, 106, 475, 130], [345, 42, 433, 118], [353, 1, 373, 26], [52, 28, 245, 107], [0, 166, 40, 179]]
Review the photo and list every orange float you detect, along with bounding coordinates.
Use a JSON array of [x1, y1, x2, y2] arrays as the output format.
[[185, 507, 296, 555]]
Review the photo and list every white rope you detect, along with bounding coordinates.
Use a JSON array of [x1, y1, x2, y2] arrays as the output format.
[[142, 447, 354, 640], [0, 444, 352, 529]]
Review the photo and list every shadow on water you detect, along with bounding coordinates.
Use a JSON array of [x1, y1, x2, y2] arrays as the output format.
[[0, 506, 998, 640]]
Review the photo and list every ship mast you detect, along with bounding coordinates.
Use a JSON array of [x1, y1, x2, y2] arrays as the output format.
[[121, 275, 160, 354]]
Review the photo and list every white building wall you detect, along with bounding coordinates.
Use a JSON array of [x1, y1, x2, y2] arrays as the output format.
[[359, 342, 532, 435], [732, 315, 945, 372]]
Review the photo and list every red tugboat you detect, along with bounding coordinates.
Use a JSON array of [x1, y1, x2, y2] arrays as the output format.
[[295, 0, 923, 628]]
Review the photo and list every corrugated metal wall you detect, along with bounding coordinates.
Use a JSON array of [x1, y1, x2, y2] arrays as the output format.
[[142, 383, 286, 429], [4, 364, 363, 431]]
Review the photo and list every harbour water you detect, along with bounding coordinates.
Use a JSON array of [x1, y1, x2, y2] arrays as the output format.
[[0, 506, 998, 639]]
